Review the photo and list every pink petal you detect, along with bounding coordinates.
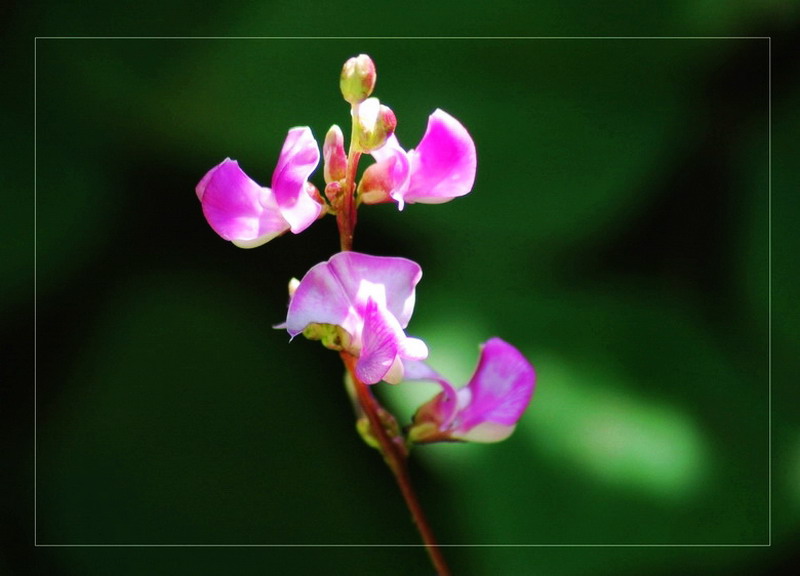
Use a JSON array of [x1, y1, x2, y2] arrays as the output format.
[[323, 252, 421, 328], [272, 127, 322, 233], [407, 338, 534, 443], [366, 134, 411, 208], [196, 159, 290, 248], [285, 258, 354, 339], [285, 252, 423, 348], [455, 338, 535, 433], [404, 109, 476, 205], [356, 297, 402, 384], [356, 301, 430, 385]]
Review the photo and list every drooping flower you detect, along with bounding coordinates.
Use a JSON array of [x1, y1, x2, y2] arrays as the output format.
[[196, 127, 322, 248], [285, 252, 428, 385], [406, 338, 535, 443], [359, 109, 476, 209]]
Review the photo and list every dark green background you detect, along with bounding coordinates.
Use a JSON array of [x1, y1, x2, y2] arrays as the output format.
[[4, 2, 799, 575]]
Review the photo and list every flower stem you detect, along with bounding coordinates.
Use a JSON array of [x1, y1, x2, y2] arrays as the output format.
[[341, 352, 452, 576], [334, 117, 448, 573], [337, 115, 363, 252]]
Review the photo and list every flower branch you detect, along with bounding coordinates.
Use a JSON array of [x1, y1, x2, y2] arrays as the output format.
[[195, 53, 536, 576]]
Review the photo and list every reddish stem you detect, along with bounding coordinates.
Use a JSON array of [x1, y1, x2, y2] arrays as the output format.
[[336, 150, 361, 252], [341, 352, 451, 576], [334, 123, 448, 574]]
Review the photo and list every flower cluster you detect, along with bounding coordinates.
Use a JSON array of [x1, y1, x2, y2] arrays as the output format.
[[196, 77, 476, 247], [196, 55, 534, 446]]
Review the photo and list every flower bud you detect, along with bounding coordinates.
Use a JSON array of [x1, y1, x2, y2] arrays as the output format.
[[324, 180, 343, 209], [352, 98, 397, 153], [358, 158, 394, 205], [340, 54, 376, 105], [355, 407, 406, 455], [323, 125, 347, 184]]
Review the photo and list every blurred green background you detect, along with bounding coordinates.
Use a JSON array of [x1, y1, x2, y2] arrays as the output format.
[[4, 1, 800, 575]]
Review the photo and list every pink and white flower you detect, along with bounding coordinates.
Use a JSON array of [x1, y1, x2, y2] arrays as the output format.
[[196, 127, 322, 248], [407, 338, 535, 443], [285, 252, 428, 385], [359, 109, 477, 209]]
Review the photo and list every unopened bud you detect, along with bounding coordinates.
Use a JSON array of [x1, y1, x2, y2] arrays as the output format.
[[323, 125, 347, 184], [340, 54, 376, 105], [352, 98, 397, 153], [358, 159, 394, 205], [324, 180, 343, 209], [356, 408, 406, 454]]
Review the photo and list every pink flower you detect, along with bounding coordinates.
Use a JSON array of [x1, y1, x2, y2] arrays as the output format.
[[407, 338, 535, 443], [359, 109, 477, 210], [196, 127, 322, 248], [285, 252, 428, 385]]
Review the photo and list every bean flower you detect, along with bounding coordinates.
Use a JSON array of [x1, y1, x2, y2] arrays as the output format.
[[196, 111, 475, 246], [406, 338, 535, 443], [196, 127, 322, 248], [359, 109, 477, 210], [285, 251, 428, 385]]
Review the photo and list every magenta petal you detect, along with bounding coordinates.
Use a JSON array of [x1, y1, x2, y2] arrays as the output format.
[[404, 109, 476, 205], [456, 338, 535, 433], [403, 359, 445, 384], [285, 258, 354, 338], [196, 159, 290, 248], [285, 252, 423, 346], [356, 298, 402, 384], [196, 165, 215, 201], [272, 127, 322, 234], [368, 134, 411, 208], [323, 252, 422, 328], [407, 339, 534, 443]]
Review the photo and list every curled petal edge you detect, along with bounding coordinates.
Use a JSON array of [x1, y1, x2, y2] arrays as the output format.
[[196, 158, 291, 248], [272, 126, 323, 234]]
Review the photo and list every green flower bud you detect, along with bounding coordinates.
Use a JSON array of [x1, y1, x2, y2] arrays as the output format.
[[340, 54, 376, 105], [355, 408, 406, 455]]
